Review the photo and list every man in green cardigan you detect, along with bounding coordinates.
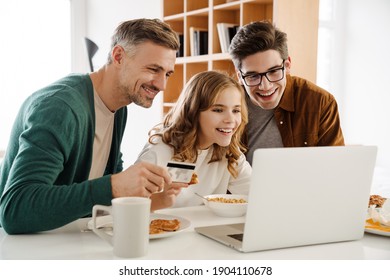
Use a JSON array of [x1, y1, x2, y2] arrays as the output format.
[[0, 19, 186, 234]]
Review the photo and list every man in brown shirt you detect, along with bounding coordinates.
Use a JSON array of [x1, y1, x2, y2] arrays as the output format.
[[229, 21, 344, 164]]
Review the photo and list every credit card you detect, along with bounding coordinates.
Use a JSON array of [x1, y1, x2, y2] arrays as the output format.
[[167, 161, 196, 183]]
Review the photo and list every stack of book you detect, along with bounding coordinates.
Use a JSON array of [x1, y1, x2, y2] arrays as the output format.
[[189, 27, 208, 56], [176, 33, 184, 57], [216, 23, 239, 53]]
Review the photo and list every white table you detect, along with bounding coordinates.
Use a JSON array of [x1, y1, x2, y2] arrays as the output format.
[[1, 205, 389, 260]]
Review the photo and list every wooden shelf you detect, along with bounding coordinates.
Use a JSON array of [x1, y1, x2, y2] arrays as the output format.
[[161, 0, 319, 114]]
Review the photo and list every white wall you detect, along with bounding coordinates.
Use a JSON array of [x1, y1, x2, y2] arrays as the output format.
[[0, 0, 71, 152], [78, 0, 163, 168], [317, 0, 390, 196], [344, 0, 390, 185]]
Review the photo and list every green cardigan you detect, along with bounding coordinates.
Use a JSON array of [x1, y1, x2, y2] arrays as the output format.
[[0, 74, 127, 234]]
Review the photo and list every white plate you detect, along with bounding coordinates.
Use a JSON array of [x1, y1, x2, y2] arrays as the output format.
[[87, 213, 191, 239], [149, 213, 191, 239], [365, 227, 390, 237], [365, 207, 390, 237]]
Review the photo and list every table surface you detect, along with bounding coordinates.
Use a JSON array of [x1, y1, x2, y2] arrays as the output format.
[[1, 205, 389, 260]]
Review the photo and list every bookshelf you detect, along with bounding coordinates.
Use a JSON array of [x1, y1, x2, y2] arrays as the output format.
[[161, 0, 319, 114]]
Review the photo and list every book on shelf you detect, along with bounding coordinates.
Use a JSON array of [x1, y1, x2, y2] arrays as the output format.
[[176, 33, 184, 57], [189, 27, 208, 56], [216, 23, 239, 53]]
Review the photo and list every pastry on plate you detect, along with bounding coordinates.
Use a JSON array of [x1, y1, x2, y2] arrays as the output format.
[[149, 219, 181, 234], [368, 194, 387, 208]]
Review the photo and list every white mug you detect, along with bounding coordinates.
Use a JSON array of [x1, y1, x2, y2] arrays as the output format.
[[92, 197, 151, 258]]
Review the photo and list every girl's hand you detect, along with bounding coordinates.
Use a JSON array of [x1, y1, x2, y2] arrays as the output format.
[[150, 182, 188, 211]]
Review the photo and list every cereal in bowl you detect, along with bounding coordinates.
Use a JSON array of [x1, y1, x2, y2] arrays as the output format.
[[207, 197, 247, 203]]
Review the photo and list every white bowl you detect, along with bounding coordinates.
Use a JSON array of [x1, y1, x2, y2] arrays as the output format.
[[204, 194, 248, 217]]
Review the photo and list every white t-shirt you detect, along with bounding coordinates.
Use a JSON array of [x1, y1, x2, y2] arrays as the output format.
[[89, 90, 115, 179], [135, 138, 252, 207]]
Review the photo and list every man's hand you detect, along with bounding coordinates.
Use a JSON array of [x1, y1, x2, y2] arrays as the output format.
[[111, 161, 172, 198]]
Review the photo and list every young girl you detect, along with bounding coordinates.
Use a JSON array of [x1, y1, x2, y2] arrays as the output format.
[[136, 70, 251, 210]]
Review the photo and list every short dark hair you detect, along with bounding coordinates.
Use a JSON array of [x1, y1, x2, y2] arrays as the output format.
[[107, 18, 180, 63], [229, 21, 288, 69]]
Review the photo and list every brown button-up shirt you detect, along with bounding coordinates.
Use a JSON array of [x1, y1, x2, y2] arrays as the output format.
[[244, 75, 345, 149]]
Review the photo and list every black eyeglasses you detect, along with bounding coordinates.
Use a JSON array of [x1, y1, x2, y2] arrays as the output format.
[[239, 60, 285, 87]]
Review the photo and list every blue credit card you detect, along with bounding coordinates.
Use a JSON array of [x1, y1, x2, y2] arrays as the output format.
[[167, 161, 196, 183]]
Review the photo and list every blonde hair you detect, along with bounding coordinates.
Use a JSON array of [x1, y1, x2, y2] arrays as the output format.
[[149, 70, 248, 178]]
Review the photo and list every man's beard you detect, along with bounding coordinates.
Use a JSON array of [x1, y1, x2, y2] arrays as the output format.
[[127, 88, 154, 108]]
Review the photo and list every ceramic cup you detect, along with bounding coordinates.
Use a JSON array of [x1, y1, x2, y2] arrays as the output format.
[[92, 197, 151, 258]]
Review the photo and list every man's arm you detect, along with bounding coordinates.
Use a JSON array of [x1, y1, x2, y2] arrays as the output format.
[[0, 97, 112, 234], [318, 97, 345, 146]]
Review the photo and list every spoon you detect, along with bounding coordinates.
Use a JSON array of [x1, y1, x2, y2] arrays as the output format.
[[194, 192, 208, 203]]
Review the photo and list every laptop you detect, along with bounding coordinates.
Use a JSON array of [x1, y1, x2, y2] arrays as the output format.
[[195, 146, 378, 252]]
